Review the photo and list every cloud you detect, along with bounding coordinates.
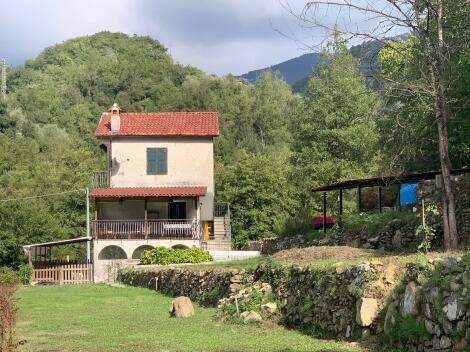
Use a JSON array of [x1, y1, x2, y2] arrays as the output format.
[[0, 0, 401, 75]]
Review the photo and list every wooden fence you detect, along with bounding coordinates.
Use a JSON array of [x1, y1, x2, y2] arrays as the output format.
[[32, 263, 93, 284]]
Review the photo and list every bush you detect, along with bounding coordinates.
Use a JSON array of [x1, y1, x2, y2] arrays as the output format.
[[140, 246, 213, 265], [0, 267, 17, 284], [0, 265, 33, 285], [17, 264, 33, 285]]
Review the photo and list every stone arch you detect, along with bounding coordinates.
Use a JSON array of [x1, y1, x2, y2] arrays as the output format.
[[171, 244, 189, 250], [131, 245, 154, 260], [98, 245, 127, 260]]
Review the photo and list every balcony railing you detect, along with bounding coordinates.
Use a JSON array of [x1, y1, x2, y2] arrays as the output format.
[[91, 171, 109, 189], [92, 219, 199, 240]]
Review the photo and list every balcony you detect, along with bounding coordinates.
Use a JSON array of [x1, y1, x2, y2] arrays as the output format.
[[92, 219, 199, 240]]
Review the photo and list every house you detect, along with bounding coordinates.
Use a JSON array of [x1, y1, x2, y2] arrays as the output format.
[[91, 104, 231, 281]]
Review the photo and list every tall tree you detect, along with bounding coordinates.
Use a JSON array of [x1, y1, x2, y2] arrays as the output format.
[[291, 35, 378, 210], [291, 0, 469, 249]]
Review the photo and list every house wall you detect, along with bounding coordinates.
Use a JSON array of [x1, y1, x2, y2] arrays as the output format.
[[109, 136, 214, 220]]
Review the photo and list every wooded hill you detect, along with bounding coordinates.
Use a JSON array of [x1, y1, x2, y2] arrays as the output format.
[[0, 29, 468, 266]]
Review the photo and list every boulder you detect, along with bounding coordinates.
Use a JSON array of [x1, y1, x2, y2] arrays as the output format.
[[356, 297, 379, 327], [169, 296, 194, 317], [400, 281, 421, 316], [241, 310, 262, 323], [442, 294, 465, 321], [383, 264, 399, 285], [440, 335, 452, 349], [261, 302, 277, 314]]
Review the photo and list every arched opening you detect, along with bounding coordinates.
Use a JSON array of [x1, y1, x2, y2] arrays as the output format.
[[98, 245, 127, 260], [171, 244, 189, 250], [131, 245, 154, 260]]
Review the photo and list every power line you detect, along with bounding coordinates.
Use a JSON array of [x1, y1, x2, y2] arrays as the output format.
[[0, 189, 85, 203]]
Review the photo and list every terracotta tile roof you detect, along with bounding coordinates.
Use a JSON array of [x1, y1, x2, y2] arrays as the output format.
[[95, 112, 219, 137], [90, 186, 207, 198]]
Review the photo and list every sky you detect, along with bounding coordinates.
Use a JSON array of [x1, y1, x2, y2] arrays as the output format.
[[0, 0, 402, 76]]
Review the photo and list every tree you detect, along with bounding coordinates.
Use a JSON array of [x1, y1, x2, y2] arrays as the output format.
[[216, 149, 296, 247], [291, 35, 378, 210], [290, 0, 469, 250]]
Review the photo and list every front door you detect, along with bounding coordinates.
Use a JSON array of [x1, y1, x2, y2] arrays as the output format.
[[168, 202, 187, 219]]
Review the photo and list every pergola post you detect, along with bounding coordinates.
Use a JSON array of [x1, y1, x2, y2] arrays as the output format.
[[356, 185, 362, 214], [338, 188, 343, 216], [322, 192, 327, 233], [378, 186, 383, 213]]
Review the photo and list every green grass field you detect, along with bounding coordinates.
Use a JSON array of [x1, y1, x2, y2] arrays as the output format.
[[16, 285, 364, 352]]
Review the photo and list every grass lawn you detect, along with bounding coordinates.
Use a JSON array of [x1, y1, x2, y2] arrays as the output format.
[[16, 285, 364, 352]]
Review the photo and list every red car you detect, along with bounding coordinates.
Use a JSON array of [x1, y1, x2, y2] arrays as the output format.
[[310, 213, 334, 229]]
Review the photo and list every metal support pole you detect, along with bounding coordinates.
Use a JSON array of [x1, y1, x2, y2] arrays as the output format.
[[86, 187, 91, 262], [378, 186, 383, 213], [322, 192, 327, 233]]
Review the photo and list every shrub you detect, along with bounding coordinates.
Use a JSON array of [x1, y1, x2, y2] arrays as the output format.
[[0, 267, 17, 284], [0, 278, 23, 351], [140, 246, 213, 265], [0, 265, 33, 285], [17, 265, 32, 285]]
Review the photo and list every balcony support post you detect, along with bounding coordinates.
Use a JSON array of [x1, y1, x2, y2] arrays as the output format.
[[144, 197, 148, 239]]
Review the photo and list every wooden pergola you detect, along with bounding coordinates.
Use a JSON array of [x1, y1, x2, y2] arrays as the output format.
[[311, 168, 470, 232], [23, 236, 93, 284]]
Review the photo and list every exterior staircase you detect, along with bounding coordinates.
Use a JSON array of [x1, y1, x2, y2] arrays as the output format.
[[202, 202, 231, 250]]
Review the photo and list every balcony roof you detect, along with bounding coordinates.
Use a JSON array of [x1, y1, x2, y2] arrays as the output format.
[[90, 186, 207, 198]]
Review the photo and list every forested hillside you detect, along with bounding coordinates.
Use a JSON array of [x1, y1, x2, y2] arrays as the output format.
[[0, 27, 468, 266]]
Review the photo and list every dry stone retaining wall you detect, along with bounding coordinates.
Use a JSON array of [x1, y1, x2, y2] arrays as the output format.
[[259, 215, 422, 255], [118, 255, 469, 351]]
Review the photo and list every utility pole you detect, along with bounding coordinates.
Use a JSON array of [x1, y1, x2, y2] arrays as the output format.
[[86, 187, 91, 262], [1, 58, 6, 100]]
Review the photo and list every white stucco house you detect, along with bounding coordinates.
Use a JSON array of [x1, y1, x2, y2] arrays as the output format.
[[91, 104, 231, 281]]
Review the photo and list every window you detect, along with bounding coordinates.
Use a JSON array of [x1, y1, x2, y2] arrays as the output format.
[[147, 148, 167, 175]]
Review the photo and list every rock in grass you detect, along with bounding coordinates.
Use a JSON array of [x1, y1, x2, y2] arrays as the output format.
[[261, 302, 277, 314], [170, 296, 194, 317], [356, 297, 379, 327], [241, 310, 262, 323]]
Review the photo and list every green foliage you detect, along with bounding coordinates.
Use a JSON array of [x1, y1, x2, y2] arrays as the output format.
[[0, 267, 18, 283], [217, 148, 296, 247], [140, 246, 213, 265], [385, 314, 431, 345], [0, 264, 33, 284], [17, 264, 33, 285], [415, 204, 440, 253], [291, 34, 378, 211]]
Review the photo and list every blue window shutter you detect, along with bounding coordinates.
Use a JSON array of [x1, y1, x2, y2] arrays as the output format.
[[147, 148, 157, 174], [156, 148, 167, 175]]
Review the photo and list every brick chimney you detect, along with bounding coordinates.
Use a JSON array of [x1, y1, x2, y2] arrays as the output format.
[[110, 103, 121, 132]]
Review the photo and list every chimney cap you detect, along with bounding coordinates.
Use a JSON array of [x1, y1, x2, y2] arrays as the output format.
[[109, 103, 121, 115]]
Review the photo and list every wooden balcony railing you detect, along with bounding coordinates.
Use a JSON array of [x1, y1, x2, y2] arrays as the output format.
[[91, 171, 109, 189], [92, 219, 199, 240]]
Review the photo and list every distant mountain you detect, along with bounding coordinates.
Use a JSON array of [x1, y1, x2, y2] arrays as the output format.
[[239, 53, 322, 86], [239, 40, 384, 93]]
